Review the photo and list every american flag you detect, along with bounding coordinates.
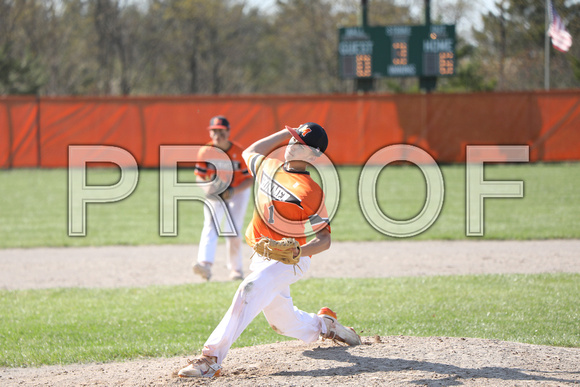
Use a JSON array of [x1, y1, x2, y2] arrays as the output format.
[[549, 0, 572, 52]]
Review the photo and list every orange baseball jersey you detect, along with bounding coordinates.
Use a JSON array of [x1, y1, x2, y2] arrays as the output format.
[[243, 152, 331, 247], [195, 142, 252, 188]]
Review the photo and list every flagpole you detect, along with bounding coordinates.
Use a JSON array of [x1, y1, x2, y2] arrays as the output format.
[[545, 0, 550, 90]]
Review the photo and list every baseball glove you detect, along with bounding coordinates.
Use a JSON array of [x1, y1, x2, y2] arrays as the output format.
[[252, 237, 301, 265]]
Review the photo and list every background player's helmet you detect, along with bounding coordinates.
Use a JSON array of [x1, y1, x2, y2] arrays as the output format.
[[207, 115, 230, 130], [286, 122, 328, 155]]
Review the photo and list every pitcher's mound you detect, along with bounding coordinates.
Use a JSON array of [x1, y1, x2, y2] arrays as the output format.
[[5, 336, 579, 386]]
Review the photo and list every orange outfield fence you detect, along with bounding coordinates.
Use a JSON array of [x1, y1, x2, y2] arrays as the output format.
[[1, 91, 579, 168]]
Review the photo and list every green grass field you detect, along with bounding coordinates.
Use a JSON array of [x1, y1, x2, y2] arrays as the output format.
[[1, 274, 578, 367], [0, 163, 579, 248], [0, 163, 579, 368]]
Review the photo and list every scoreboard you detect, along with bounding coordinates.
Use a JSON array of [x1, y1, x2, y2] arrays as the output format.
[[338, 24, 455, 79]]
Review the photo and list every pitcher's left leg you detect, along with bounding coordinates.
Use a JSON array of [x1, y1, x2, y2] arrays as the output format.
[[202, 257, 309, 363], [262, 288, 324, 343]]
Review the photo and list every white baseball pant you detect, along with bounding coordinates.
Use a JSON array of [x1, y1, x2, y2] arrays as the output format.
[[201, 255, 327, 364], [197, 187, 251, 273]]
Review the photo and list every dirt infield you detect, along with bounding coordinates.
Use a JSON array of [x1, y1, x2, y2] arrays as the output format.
[[2, 240, 579, 289], [1, 240, 579, 386]]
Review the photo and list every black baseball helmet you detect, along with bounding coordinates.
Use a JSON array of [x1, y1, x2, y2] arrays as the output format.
[[285, 122, 328, 155]]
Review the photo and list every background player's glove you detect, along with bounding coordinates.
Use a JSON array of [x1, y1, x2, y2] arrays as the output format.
[[252, 237, 301, 265], [201, 175, 231, 198]]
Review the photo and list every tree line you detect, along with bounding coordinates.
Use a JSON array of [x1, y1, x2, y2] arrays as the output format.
[[0, 0, 578, 96]]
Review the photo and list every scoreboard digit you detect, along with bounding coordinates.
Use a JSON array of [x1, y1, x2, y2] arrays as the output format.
[[439, 52, 454, 75], [392, 42, 408, 65], [357, 54, 372, 77]]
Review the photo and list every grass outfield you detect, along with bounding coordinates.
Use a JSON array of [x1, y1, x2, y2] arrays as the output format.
[[0, 163, 579, 248], [0, 273, 578, 367]]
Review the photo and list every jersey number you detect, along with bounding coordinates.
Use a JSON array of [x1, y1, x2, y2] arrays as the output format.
[[267, 204, 275, 224]]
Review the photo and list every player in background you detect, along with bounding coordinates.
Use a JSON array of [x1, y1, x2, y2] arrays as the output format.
[[178, 123, 361, 378], [193, 116, 253, 281]]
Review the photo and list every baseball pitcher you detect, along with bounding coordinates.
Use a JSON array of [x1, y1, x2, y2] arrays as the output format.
[[179, 123, 361, 378]]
